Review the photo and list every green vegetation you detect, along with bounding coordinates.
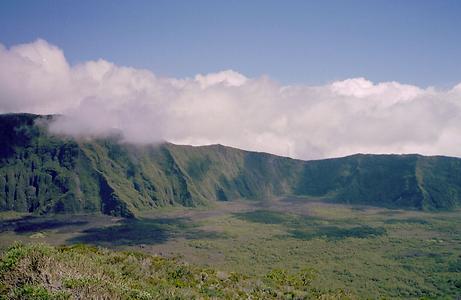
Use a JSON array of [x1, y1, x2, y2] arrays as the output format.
[[1, 113, 461, 298], [1, 200, 460, 298], [295, 154, 461, 210], [1, 113, 461, 217], [0, 114, 302, 217], [0, 243, 350, 299], [234, 210, 387, 240]]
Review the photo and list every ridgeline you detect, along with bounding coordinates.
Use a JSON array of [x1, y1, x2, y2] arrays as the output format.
[[1, 113, 461, 217]]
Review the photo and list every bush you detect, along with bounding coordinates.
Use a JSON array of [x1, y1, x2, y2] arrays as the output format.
[[0, 243, 349, 299]]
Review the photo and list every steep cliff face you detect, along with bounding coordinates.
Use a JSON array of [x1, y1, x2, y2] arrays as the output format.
[[0, 114, 305, 217], [1, 113, 460, 217], [0, 114, 131, 216]]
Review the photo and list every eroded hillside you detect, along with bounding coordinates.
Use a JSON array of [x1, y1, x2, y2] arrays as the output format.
[[1, 113, 460, 217]]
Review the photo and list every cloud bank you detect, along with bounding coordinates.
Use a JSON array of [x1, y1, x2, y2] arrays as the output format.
[[1, 39, 461, 160]]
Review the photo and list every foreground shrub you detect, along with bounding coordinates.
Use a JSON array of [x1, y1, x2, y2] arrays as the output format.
[[0, 243, 352, 299]]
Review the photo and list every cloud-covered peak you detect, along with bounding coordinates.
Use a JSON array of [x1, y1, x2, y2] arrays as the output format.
[[1, 39, 461, 160]]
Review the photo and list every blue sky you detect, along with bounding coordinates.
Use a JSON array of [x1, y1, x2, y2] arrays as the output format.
[[0, 0, 460, 87]]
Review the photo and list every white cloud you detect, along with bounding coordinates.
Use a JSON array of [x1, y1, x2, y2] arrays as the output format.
[[195, 70, 247, 89], [330, 77, 424, 104], [1, 39, 461, 160]]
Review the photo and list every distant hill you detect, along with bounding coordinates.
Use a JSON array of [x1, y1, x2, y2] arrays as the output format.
[[1, 113, 461, 217]]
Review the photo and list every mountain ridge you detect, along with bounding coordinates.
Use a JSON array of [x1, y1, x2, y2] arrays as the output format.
[[1, 113, 460, 217]]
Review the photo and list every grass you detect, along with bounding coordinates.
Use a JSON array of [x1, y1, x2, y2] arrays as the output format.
[[0, 243, 350, 299], [1, 198, 460, 298]]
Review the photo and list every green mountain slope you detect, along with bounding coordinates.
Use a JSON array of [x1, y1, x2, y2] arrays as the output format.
[[1, 113, 461, 217]]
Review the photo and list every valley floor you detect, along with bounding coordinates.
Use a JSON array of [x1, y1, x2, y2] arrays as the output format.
[[1, 198, 460, 298]]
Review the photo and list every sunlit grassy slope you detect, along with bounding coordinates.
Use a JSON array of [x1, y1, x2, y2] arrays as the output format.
[[1, 113, 461, 217], [0, 243, 351, 299]]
